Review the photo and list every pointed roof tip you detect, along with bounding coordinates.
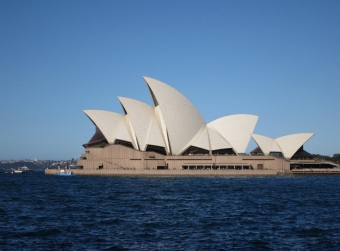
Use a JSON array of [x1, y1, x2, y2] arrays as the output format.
[[118, 96, 135, 100], [143, 76, 153, 84], [143, 76, 162, 84]]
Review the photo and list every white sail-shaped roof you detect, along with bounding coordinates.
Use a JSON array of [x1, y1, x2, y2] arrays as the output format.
[[276, 133, 314, 159], [154, 106, 170, 153], [190, 127, 210, 151], [270, 140, 282, 152], [251, 134, 276, 155], [83, 110, 123, 144], [147, 110, 166, 149], [84, 110, 136, 148], [118, 97, 164, 151], [124, 115, 138, 149], [144, 76, 206, 155], [116, 116, 136, 147], [252, 133, 314, 159], [118, 97, 150, 150], [208, 114, 258, 154], [207, 127, 232, 150]]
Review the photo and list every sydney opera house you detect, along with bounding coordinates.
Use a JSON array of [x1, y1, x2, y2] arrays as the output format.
[[73, 76, 334, 175]]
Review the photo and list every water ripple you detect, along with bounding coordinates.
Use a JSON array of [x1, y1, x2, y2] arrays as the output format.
[[1, 174, 340, 250]]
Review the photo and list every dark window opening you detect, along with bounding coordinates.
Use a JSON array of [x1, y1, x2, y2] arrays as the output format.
[[182, 146, 209, 156], [250, 146, 264, 156], [269, 152, 283, 158], [83, 140, 108, 148], [114, 139, 134, 149], [212, 148, 236, 155], [145, 145, 167, 155]]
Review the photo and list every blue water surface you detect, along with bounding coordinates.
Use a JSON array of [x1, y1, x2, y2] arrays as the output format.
[[1, 172, 340, 250]]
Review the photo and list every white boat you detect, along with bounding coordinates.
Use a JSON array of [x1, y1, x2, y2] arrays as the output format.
[[11, 168, 22, 174], [21, 166, 33, 173], [11, 166, 32, 174]]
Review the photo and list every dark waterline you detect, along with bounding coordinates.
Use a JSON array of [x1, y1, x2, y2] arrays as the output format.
[[1, 172, 340, 250]]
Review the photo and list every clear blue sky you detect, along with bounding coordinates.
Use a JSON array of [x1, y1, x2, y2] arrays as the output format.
[[1, 0, 339, 160]]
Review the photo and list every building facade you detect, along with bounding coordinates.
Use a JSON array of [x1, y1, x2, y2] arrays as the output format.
[[77, 77, 315, 172]]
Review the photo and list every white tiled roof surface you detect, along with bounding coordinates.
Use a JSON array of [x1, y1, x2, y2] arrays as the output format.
[[144, 76, 206, 155], [147, 110, 166, 149], [116, 116, 135, 145], [83, 110, 123, 144], [118, 97, 151, 150], [251, 134, 275, 155], [208, 114, 258, 154], [207, 127, 232, 150], [125, 115, 138, 149], [190, 127, 210, 151], [155, 106, 170, 153], [276, 133, 314, 159], [270, 140, 282, 152]]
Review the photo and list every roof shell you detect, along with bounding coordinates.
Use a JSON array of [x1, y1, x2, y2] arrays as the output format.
[[251, 133, 315, 159], [207, 127, 232, 150], [83, 109, 135, 147], [275, 133, 314, 159], [251, 134, 277, 155], [146, 110, 166, 148], [208, 114, 258, 154], [144, 76, 206, 155], [84, 110, 123, 144], [118, 97, 164, 150], [190, 127, 210, 151]]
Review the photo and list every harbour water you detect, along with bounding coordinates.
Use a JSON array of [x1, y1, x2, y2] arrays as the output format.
[[1, 172, 340, 250]]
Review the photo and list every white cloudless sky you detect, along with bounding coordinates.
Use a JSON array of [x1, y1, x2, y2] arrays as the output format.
[[0, 0, 339, 160]]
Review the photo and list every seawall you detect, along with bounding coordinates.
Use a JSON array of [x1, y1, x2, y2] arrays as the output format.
[[45, 169, 279, 177]]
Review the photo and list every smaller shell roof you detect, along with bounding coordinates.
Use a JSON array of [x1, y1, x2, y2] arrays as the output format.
[[276, 133, 314, 159], [118, 97, 154, 150], [84, 110, 123, 144], [208, 114, 258, 154], [251, 133, 315, 159], [118, 97, 165, 150], [207, 127, 232, 150]]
